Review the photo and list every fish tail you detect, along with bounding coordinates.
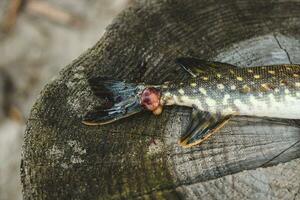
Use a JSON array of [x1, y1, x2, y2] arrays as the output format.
[[82, 77, 144, 125]]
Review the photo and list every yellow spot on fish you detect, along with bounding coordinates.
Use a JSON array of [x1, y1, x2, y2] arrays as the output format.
[[280, 80, 288, 86], [260, 83, 273, 92], [162, 85, 169, 89], [181, 96, 189, 101], [202, 77, 209, 81], [178, 89, 185, 95], [217, 84, 225, 90], [190, 82, 197, 87], [199, 88, 207, 95], [164, 92, 171, 96], [254, 75, 260, 79], [206, 98, 216, 107], [236, 77, 243, 81], [230, 70, 235, 74], [248, 69, 253, 73], [293, 74, 299, 78], [223, 107, 234, 114], [230, 85, 236, 90], [268, 70, 275, 75], [285, 89, 290, 94], [233, 99, 243, 107], [223, 94, 230, 105], [217, 73, 222, 78], [241, 85, 251, 93]]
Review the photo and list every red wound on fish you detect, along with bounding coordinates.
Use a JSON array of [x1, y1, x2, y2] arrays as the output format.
[[140, 87, 161, 111]]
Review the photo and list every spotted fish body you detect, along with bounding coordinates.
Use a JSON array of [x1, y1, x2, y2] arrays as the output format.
[[83, 57, 300, 148], [161, 64, 300, 119]]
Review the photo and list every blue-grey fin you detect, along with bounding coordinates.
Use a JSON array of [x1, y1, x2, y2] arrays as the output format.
[[179, 107, 232, 148], [175, 57, 238, 77], [82, 77, 143, 125]]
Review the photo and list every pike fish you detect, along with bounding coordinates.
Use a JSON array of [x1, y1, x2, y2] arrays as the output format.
[[82, 57, 300, 148]]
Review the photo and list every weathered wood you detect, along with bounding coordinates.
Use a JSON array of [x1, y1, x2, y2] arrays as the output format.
[[21, 0, 300, 199]]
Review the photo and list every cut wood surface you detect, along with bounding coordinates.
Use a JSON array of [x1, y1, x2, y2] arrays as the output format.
[[21, 0, 300, 199]]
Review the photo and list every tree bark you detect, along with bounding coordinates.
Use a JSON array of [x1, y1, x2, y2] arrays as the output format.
[[21, 0, 300, 199]]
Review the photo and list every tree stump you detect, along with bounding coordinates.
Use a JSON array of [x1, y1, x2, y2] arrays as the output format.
[[21, 0, 300, 199]]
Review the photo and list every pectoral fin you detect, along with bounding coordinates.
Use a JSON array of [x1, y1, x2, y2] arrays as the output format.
[[175, 57, 238, 77], [179, 108, 232, 148]]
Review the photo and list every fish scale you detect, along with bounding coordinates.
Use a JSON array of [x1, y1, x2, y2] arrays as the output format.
[[83, 57, 300, 147], [162, 64, 300, 119]]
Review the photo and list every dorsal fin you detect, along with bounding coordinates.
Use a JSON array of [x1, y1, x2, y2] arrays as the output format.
[[175, 57, 238, 77]]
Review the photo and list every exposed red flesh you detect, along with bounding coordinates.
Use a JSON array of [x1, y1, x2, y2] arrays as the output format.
[[140, 87, 161, 111]]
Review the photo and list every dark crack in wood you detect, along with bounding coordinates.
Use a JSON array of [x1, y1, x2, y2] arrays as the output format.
[[274, 34, 292, 64]]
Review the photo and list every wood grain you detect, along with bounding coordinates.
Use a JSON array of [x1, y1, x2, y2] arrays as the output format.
[[21, 0, 300, 199]]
